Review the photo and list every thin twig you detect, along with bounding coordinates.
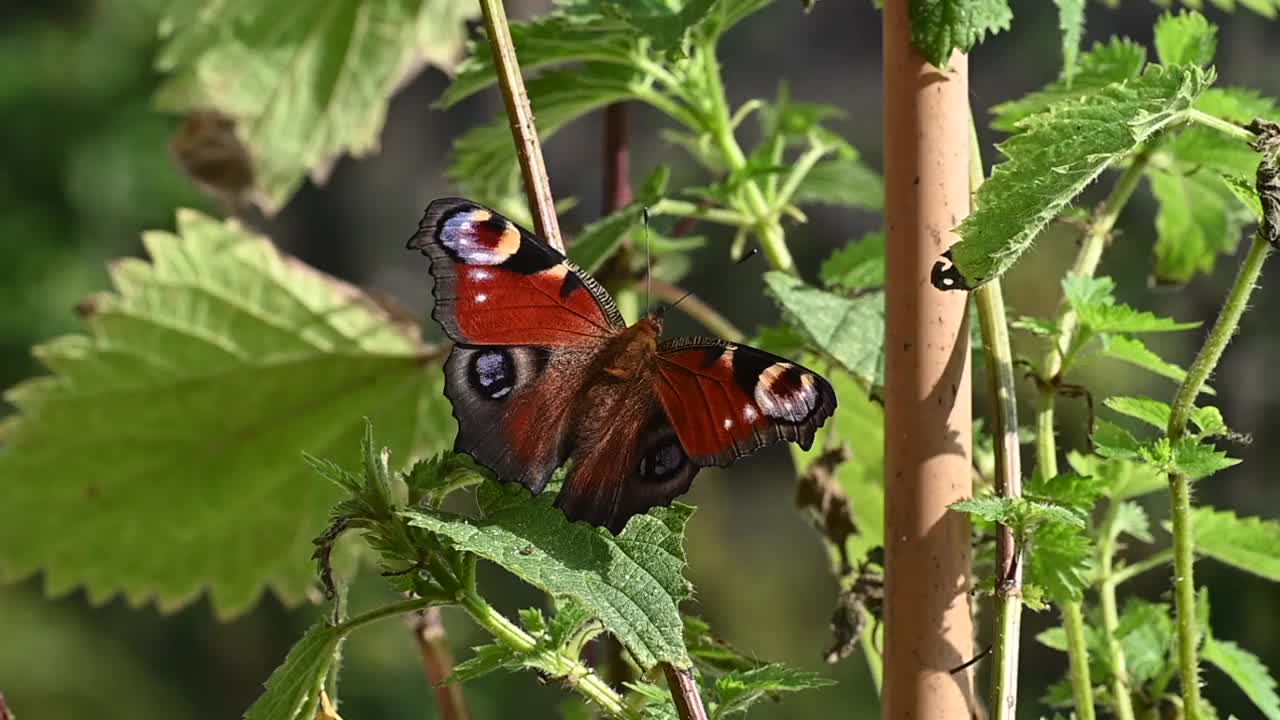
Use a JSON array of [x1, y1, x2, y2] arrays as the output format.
[[478, 0, 563, 252], [411, 607, 471, 720], [604, 103, 633, 212], [644, 280, 745, 342], [662, 664, 709, 720]]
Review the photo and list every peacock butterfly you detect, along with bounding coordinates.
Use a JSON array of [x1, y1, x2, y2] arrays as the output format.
[[408, 198, 837, 532]]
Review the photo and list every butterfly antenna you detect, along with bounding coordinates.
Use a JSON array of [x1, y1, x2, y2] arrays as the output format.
[[735, 247, 760, 265], [669, 288, 695, 311], [643, 206, 652, 310]]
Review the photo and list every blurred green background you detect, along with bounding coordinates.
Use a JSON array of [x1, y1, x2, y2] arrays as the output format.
[[1, 1, 1278, 718]]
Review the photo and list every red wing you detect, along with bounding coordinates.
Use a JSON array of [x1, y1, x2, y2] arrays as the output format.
[[408, 198, 625, 346], [653, 338, 837, 467]]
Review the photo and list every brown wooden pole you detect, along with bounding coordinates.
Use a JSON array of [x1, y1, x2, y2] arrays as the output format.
[[881, 1, 976, 718]]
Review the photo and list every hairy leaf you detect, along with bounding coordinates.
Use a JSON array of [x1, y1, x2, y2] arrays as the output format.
[[1099, 335, 1199, 388], [1203, 638, 1280, 720], [403, 484, 694, 669], [711, 664, 834, 719], [1063, 275, 1199, 334], [951, 495, 1085, 531], [1054, 0, 1085, 83], [1067, 451, 1166, 499], [1154, 10, 1218, 67], [954, 64, 1211, 286], [1153, 438, 1240, 479], [1105, 396, 1172, 431], [1187, 508, 1280, 582], [764, 274, 885, 387], [0, 211, 448, 617], [1092, 420, 1144, 461], [243, 623, 341, 720], [908, 0, 1013, 68], [1149, 166, 1252, 285], [1028, 522, 1094, 603], [1116, 600, 1174, 685], [819, 232, 885, 292], [1026, 472, 1107, 514], [155, 0, 474, 212], [447, 642, 521, 685], [991, 38, 1146, 131], [1112, 501, 1154, 544]]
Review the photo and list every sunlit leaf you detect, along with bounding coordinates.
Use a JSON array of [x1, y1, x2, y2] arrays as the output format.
[[1186, 508, 1280, 582], [764, 273, 884, 387], [1064, 275, 1200, 334], [908, 0, 1012, 68], [1153, 10, 1217, 67], [0, 211, 449, 617], [1104, 396, 1172, 431], [710, 664, 834, 719], [991, 38, 1146, 131], [1054, 0, 1085, 83]]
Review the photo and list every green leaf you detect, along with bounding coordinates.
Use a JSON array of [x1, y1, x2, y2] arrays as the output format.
[[1026, 472, 1107, 514], [1155, 437, 1240, 479], [1099, 335, 1201, 389], [1149, 167, 1253, 285], [1011, 315, 1059, 338], [155, 0, 474, 213], [0, 210, 449, 617], [402, 484, 694, 669], [449, 64, 644, 204], [1105, 396, 1172, 431], [764, 273, 885, 387], [951, 495, 1085, 531], [1064, 275, 1199, 334], [1203, 638, 1280, 720], [1154, 11, 1218, 67], [991, 38, 1147, 131], [1092, 419, 1144, 461], [711, 664, 835, 719], [684, 616, 765, 675], [1116, 599, 1174, 685], [1067, 451, 1166, 499], [819, 232, 885, 292], [448, 642, 522, 685], [1054, 0, 1085, 82], [908, 0, 1012, 68], [1190, 406, 1229, 438], [1188, 508, 1280, 582], [954, 64, 1211, 287], [243, 623, 341, 720], [791, 156, 884, 210], [1112, 501, 1154, 543], [1028, 521, 1094, 603], [567, 166, 671, 273]]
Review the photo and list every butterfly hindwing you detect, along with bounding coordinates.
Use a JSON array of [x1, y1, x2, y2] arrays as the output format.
[[653, 338, 837, 467], [408, 198, 626, 346]]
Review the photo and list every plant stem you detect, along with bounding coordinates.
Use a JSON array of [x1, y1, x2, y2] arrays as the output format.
[[457, 589, 641, 720], [648, 198, 753, 227], [663, 664, 710, 720], [478, 0, 563, 251], [969, 116, 1023, 720], [1098, 503, 1137, 720], [1110, 550, 1174, 587], [645, 280, 745, 342], [1165, 230, 1272, 720], [335, 596, 447, 637], [1033, 144, 1156, 720], [1186, 109, 1259, 144], [412, 608, 472, 720]]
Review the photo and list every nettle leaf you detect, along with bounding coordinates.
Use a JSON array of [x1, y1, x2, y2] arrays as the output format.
[[1100, 335, 1203, 389], [450, 64, 643, 204], [447, 642, 521, 685], [954, 64, 1211, 287], [243, 623, 342, 720], [0, 211, 448, 617], [1105, 396, 1172, 431], [155, 0, 474, 213], [908, 0, 1012, 69], [764, 273, 885, 387], [951, 495, 1085, 532], [991, 38, 1147, 131], [1151, 437, 1239, 480], [1203, 638, 1280, 720], [568, 166, 671, 274], [1153, 10, 1218, 67], [402, 483, 694, 669], [1187, 508, 1280, 582], [1028, 521, 1094, 603], [1092, 420, 1144, 461], [1054, 0, 1085, 83], [1116, 599, 1174, 685], [1113, 501, 1154, 544], [710, 664, 834, 719], [1011, 315, 1059, 338], [1067, 451, 1166, 499], [1063, 275, 1199, 334], [791, 156, 884, 210], [1026, 472, 1107, 514], [1190, 406, 1229, 438], [1149, 165, 1253, 285], [819, 232, 885, 293]]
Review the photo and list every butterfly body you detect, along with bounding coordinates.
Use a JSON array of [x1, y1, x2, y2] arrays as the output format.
[[411, 198, 837, 532]]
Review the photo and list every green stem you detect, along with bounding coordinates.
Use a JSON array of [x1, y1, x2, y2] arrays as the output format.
[[1186, 109, 1259, 144], [1110, 550, 1174, 587], [1098, 503, 1137, 720], [457, 590, 640, 720], [970, 114, 1023, 720], [647, 198, 753, 227], [1165, 231, 1272, 720], [1061, 602, 1098, 720], [335, 596, 448, 637], [772, 142, 831, 213]]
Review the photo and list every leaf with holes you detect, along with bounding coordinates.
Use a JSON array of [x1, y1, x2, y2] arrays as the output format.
[[0, 210, 450, 618], [155, 0, 475, 213]]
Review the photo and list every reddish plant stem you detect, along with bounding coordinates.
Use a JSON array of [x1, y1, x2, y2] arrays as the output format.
[[663, 664, 710, 720], [604, 103, 634, 212], [411, 608, 471, 720]]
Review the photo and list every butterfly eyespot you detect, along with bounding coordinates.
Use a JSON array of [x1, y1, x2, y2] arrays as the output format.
[[639, 438, 686, 482], [754, 363, 819, 423], [468, 349, 516, 400]]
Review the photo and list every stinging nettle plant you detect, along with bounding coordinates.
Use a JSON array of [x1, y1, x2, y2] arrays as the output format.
[[1, 1, 1279, 719]]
